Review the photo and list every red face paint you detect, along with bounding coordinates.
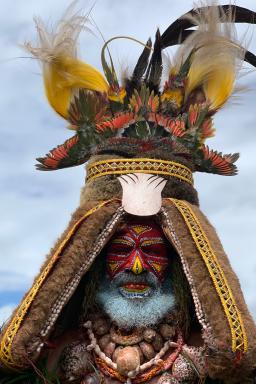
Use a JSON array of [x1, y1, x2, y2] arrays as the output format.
[[106, 220, 169, 282]]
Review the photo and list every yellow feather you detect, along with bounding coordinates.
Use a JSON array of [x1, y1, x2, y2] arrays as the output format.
[[187, 54, 236, 110], [23, 2, 109, 119], [43, 56, 108, 118], [172, 2, 244, 111], [43, 65, 70, 119], [203, 68, 235, 111]]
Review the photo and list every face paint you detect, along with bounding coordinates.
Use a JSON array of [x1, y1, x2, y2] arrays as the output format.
[[106, 220, 169, 283]]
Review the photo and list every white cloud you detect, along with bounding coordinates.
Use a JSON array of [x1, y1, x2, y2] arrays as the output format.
[[0, 305, 16, 326]]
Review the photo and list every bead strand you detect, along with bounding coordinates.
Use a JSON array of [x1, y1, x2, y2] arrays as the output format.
[[84, 321, 117, 371], [160, 208, 211, 336]]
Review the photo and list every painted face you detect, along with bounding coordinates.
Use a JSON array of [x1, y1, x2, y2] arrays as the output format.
[[106, 220, 169, 284]]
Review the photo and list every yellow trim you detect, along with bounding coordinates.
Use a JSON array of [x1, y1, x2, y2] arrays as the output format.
[[0, 199, 117, 370], [87, 158, 194, 186], [169, 198, 248, 353]]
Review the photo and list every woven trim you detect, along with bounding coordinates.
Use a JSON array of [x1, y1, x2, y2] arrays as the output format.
[[169, 198, 248, 353], [86, 158, 194, 185], [0, 200, 117, 371]]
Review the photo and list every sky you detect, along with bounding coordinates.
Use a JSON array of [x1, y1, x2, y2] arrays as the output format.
[[0, 0, 256, 326]]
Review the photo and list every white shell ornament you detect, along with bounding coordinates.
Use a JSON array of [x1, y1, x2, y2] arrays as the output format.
[[118, 173, 167, 216]]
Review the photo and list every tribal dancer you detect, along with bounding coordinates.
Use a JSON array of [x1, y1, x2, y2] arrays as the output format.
[[1, 2, 256, 383]]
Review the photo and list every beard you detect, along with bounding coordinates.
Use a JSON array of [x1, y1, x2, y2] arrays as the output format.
[[96, 271, 175, 329]]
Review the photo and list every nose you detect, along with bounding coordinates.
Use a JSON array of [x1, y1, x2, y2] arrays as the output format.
[[130, 253, 144, 275]]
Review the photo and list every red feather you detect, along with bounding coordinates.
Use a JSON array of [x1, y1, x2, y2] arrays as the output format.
[[201, 118, 215, 140], [96, 112, 135, 132], [148, 113, 185, 137], [37, 135, 79, 170], [202, 145, 239, 175]]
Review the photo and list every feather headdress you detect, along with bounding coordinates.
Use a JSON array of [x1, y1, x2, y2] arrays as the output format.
[[24, 2, 256, 177]]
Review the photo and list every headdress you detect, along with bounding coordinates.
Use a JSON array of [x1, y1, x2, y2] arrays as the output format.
[[24, 3, 256, 182], [1, 3, 256, 382]]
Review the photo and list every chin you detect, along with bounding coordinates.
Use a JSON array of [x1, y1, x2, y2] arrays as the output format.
[[96, 276, 175, 329]]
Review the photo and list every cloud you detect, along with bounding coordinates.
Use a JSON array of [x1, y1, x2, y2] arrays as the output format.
[[0, 305, 16, 326]]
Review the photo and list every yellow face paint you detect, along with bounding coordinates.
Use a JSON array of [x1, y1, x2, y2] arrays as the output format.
[[131, 255, 143, 275]]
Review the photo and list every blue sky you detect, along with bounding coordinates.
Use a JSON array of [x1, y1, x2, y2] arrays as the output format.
[[0, 0, 256, 324]]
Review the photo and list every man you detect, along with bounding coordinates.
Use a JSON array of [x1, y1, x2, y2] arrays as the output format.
[[1, 2, 256, 383], [47, 218, 205, 383]]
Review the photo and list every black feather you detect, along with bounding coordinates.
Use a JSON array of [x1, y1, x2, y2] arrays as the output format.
[[245, 50, 256, 68], [125, 38, 152, 98], [159, 5, 256, 69], [132, 38, 152, 83], [161, 5, 256, 49], [146, 29, 162, 92], [170, 30, 256, 69]]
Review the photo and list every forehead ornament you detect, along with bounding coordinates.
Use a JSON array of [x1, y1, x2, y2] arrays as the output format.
[[118, 173, 167, 216]]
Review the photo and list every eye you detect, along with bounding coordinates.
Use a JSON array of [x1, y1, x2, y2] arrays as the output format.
[[140, 242, 167, 257], [107, 243, 134, 256], [141, 245, 159, 256]]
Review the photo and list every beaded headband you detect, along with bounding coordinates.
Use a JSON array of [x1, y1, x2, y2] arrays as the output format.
[[86, 158, 193, 185]]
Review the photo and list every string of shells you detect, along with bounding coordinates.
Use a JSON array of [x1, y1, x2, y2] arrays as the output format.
[[86, 311, 178, 376]]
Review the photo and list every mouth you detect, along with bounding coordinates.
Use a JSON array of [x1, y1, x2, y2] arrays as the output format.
[[118, 282, 153, 298]]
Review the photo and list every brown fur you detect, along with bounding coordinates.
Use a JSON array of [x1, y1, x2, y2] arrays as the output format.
[[2, 191, 254, 382], [0, 200, 122, 369], [161, 200, 256, 383]]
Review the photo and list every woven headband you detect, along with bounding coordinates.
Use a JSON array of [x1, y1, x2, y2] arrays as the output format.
[[86, 158, 194, 185]]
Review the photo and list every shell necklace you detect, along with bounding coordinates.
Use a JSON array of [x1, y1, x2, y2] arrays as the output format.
[[84, 320, 183, 384]]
